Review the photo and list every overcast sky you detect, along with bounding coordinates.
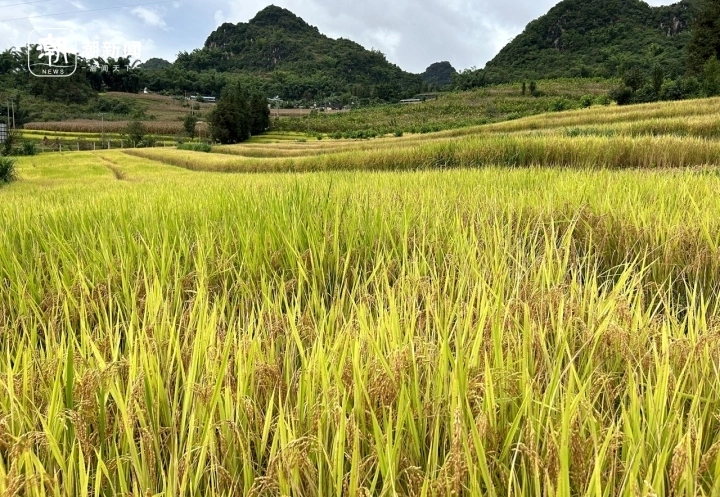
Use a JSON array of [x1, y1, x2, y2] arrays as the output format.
[[1, 0, 677, 74]]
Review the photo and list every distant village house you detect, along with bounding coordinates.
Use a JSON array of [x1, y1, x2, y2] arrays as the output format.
[[400, 93, 439, 104]]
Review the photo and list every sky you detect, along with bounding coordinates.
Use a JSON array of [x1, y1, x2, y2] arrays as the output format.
[[1, 0, 678, 74]]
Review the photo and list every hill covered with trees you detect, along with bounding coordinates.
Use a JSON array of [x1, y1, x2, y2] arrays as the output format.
[[477, 0, 700, 84], [139, 58, 172, 71], [163, 6, 422, 103], [421, 62, 457, 90]]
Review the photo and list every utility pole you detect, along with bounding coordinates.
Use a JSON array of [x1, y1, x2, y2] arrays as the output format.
[[100, 113, 105, 146], [10, 99, 15, 129]]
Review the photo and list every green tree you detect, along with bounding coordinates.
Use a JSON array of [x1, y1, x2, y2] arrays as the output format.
[[703, 56, 720, 96], [124, 120, 146, 146], [623, 66, 646, 93], [249, 93, 271, 136], [687, 0, 720, 73], [209, 82, 251, 144], [183, 112, 197, 139], [652, 64, 664, 94], [609, 85, 634, 105]]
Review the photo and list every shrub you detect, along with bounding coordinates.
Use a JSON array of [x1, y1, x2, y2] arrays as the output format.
[[177, 142, 212, 152], [0, 156, 17, 184], [97, 97, 132, 114], [580, 95, 594, 108], [549, 98, 573, 112], [595, 95, 612, 106], [634, 85, 659, 104], [609, 86, 634, 106], [124, 120, 147, 146], [394, 130, 404, 137], [21, 141, 37, 156]]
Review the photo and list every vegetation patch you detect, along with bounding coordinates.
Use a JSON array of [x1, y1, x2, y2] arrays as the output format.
[[0, 156, 16, 184], [177, 142, 213, 152]]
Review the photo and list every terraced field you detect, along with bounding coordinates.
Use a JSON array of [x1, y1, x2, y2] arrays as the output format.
[[125, 97, 720, 172], [2, 98, 720, 496]]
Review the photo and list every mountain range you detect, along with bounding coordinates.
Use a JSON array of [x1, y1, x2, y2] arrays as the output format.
[[6, 0, 706, 109], [155, 0, 704, 92]]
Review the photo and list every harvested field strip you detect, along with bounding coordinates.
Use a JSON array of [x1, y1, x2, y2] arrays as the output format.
[[126, 135, 720, 172]]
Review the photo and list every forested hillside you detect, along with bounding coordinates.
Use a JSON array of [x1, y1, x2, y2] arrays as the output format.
[[165, 6, 422, 102], [480, 0, 700, 83]]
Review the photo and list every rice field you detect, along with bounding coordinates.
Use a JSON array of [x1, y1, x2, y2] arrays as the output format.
[[22, 120, 186, 136], [2, 98, 720, 496]]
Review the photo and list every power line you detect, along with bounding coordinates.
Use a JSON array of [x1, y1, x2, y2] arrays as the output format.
[[0, 0, 176, 22], [0, 0, 55, 9]]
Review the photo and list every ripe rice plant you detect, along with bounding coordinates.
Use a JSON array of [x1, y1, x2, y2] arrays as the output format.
[[2, 153, 720, 495], [126, 134, 720, 173], [2, 95, 720, 495]]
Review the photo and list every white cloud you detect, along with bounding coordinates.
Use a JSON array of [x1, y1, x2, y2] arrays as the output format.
[[366, 28, 402, 58], [131, 7, 167, 29]]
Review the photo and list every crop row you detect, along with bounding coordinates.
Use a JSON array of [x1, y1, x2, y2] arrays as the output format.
[[23, 119, 185, 135], [127, 134, 720, 173]]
